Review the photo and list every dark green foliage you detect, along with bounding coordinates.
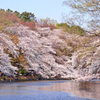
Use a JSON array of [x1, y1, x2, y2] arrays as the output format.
[[19, 69, 27, 75], [6, 9, 13, 12], [2, 76, 7, 80], [14, 11, 20, 17], [0, 9, 5, 11], [20, 11, 36, 22], [14, 11, 36, 22]]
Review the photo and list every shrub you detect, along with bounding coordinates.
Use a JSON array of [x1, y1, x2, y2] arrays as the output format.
[[56, 23, 70, 29], [2, 76, 7, 80], [56, 23, 86, 36], [19, 69, 27, 75], [70, 25, 86, 35]]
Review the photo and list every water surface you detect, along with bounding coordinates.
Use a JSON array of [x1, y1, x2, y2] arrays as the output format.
[[0, 80, 99, 100]]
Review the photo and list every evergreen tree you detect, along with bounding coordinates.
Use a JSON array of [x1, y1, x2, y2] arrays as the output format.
[[20, 11, 36, 22]]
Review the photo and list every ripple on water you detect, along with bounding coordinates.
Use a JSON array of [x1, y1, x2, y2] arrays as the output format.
[[0, 80, 99, 100], [0, 90, 95, 100]]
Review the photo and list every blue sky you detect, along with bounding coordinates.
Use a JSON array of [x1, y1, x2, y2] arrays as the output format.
[[0, 0, 71, 23]]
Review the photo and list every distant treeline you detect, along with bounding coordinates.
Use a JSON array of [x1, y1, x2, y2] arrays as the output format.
[[0, 8, 86, 35], [0, 8, 36, 22]]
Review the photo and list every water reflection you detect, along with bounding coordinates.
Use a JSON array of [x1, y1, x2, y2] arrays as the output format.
[[38, 81, 100, 100], [0, 80, 99, 100]]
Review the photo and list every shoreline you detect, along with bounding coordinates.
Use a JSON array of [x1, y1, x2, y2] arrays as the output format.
[[0, 77, 72, 83], [0, 73, 99, 83], [0, 79, 71, 84], [0, 73, 73, 83]]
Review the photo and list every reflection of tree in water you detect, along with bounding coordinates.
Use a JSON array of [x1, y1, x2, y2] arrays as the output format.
[[78, 81, 100, 92], [38, 81, 100, 99], [79, 82, 93, 92]]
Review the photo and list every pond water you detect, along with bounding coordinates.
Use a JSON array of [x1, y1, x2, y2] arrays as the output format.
[[0, 80, 99, 100]]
